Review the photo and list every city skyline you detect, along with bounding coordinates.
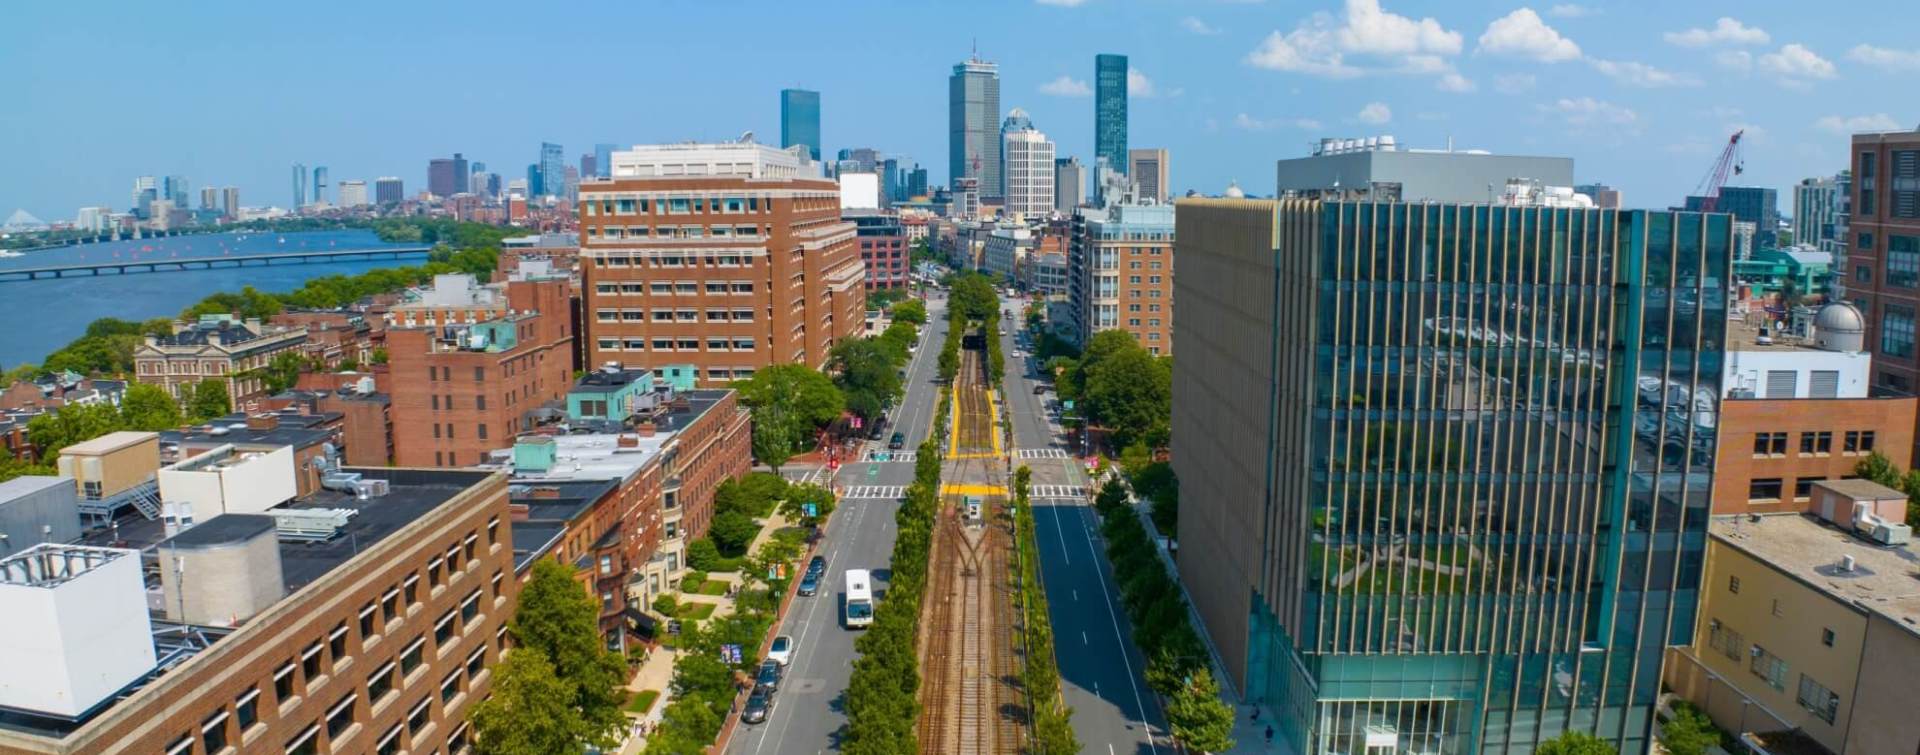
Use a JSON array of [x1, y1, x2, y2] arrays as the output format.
[[4, 1, 1918, 222]]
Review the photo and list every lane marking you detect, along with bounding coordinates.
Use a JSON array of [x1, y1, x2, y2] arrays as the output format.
[[1082, 631, 1089, 645], [1074, 506, 1160, 754], [940, 483, 1008, 496]]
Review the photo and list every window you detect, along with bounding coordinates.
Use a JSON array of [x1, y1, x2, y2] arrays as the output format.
[[448, 722, 471, 754], [1797, 674, 1840, 723], [1729, 575, 1742, 594], [408, 697, 432, 735], [1883, 304, 1915, 358], [201, 709, 229, 753], [1753, 432, 1788, 455], [168, 735, 193, 755], [436, 610, 458, 645], [326, 693, 356, 738], [1751, 645, 1789, 690], [1861, 150, 1878, 215], [462, 590, 482, 623], [286, 724, 320, 755], [275, 660, 297, 702], [237, 687, 260, 730], [1708, 621, 1744, 661], [329, 622, 349, 666], [1821, 627, 1836, 647], [382, 589, 400, 624], [1794, 477, 1825, 499], [1845, 430, 1878, 454], [441, 669, 464, 703], [475, 394, 486, 410], [360, 602, 377, 639], [302, 642, 324, 683], [404, 575, 420, 606], [1800, 431, 1833, 455], [369, 661, 397, 703], [1748, 478, 1783, 501], [491, 571, 505, 600], [477, 423, 488, 440], [1859, 231, 1876, 251], [376, 724, 404, 755], [401, 637, 425, 675], [1891, 235, 1920, 288], [466, 647, 487, 678], [487, 516, 500, 545], [429, 557, 444, 589]]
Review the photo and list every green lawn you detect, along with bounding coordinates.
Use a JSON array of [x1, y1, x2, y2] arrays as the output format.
[[675, 602, 718, 620], [687, 580, 729, 596], [625, 689, 660, 714]]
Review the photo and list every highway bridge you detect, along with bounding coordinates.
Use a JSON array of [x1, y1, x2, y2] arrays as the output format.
[[0, 247, 433, 282]]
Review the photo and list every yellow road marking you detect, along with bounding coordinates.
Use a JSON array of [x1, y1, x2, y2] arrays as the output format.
[[986, 388, 1002, 456], [941, 483, 1009, 496]]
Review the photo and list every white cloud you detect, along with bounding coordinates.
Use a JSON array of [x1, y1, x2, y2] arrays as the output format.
[[1233, 113, 1322, 131], [1436, 72, 1476, 92], [1758, 43, 1837, 81], [1181, 16, 1221, 35], [1663, 17, 1768, 47], [1848, 44, 1920, 72], [1540, 97, 1637, 128], [1494, 73, 1536, 94], [1357, 102, 1392, 125], [1476, 8, 1581, 62], [1715, 50, 1753, 72], [1588, 58, 1700, 87], [1814, 113, 1903, 135], [1243, 0, 1460, 78], [1039, 76, 1092, 97], [1548, 4, 1595, 17], [1128, 68, 1157, 97]]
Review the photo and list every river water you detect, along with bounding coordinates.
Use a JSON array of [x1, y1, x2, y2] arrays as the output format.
[[0, 230, 420, 369]]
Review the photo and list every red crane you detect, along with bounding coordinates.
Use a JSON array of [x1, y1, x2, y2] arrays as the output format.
[[1692, 130, 1746, 213]]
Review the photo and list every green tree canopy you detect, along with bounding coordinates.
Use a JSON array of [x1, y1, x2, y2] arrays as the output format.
[[708, 510, 761, 557], [470, 649, 585, 755], [738, 364, 843, 470], [1537, 731, 1618, 755], [1083, 345, 1172, 449], [830, 338, 904, 423], [890, 298, 927, 325], [500, 560, 627, 751], [187, 378, 231, 420], [1166, 669, 1236, 753], [119, 383, 184, 431], [947, 272, 998, 322]]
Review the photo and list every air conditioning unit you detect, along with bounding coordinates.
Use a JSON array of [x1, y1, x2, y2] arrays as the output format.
[[1869, 521, 1913, 546]]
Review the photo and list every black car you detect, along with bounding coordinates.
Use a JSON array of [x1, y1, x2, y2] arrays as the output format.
[[754, 660, 782, 693], [867, 417, 888, 440], [797, 571, 820, 596], [807, 555, 827, 576], [1033, 384, 1046, 395], [888, 432, 906, 450], [742, 688, 775, 724]]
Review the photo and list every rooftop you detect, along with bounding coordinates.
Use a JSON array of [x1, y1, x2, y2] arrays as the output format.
[[60, 431, 155, 457], [160, 414, 337, 457], [0, 474, 71, 503], [1710, 513, 1920, 636], [151, 316, 297, 349], [571, 366, 655, 396]]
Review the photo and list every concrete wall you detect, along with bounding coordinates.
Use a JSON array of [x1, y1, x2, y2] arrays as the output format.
[[160, 445, 298, 524], [0, 476, 81, 558], [1724, 347, 1871, 399], [1274, 150, 1574, 203], [0, 547, 155, 719], [1844, 613, 1920, 753]]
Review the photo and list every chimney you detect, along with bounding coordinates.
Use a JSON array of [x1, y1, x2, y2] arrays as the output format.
[[531, 487, 561, 500], [617, 434, 641, 448], [635, 422, 656, 437], [246, 413, 279, 431]]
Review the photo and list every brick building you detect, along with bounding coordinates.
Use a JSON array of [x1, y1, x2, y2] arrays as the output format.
[[0, 468, 514, 755], [384, 275, 575, 468], [577, 141, 865, 385], [1070, 199, 1174, 354], [848, 211, 908, 290], [269, 309, 379, 369], [1846, 128, 1920, 458], [134, 315, 308, 404]]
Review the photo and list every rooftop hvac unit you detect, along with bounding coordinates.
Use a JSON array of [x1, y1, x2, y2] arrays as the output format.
[[267, 508, 356, 541]]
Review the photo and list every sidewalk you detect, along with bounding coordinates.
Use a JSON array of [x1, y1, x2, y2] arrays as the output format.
[[613, 645, 678, 755]]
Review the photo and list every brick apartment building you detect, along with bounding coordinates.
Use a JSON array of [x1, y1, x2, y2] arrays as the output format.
[[385, 274, 574, 467], [134, 315, 308, 404], [1070, 199, 1175, 355], [1846, 128, 1920, 460], [577, 141, 866, 384], [269, 309, 380, 369], [848, 211, 908, 289], [0, 468, 515, 755]]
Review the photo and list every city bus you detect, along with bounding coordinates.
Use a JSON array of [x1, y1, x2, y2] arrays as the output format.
[[844, 569, 874, 629]]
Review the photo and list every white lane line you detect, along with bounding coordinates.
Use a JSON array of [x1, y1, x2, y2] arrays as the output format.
[[1082, 631, 1089, 645], [1073, 589, 1079, 602], [1049, 504, 1073, 566], [748, 496, 865, 755], [1076, 506, 1160, 754]]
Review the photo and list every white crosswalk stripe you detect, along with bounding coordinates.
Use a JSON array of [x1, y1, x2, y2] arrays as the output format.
[[843, 485, 907, 499], [860, 449, 918, 462], [1031, 485, 1087, 499], [1015, 448, 1070, 459]]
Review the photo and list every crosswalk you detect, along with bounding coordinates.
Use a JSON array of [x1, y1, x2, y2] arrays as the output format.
[[1031, 485, 1087, 499], [860, 449, 918, 462], [1015, 448, 1070, 459], [842, 485, 907, 499]]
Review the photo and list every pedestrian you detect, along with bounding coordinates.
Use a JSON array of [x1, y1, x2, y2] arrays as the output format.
[[1250, 706, 1260, 721], [1265, 724, 1274, 745]]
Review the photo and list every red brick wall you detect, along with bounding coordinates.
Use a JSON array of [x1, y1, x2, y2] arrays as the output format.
[[1713, 396, 1919, 515]]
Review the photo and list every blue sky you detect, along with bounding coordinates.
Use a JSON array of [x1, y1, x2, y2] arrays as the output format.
[[3, 0, 1916, 222]]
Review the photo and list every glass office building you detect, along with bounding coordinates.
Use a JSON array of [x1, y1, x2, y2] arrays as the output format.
[[1094, 53, 1128, 176], [780, 89, 821, 161], [1175, 200, 1732, 754]]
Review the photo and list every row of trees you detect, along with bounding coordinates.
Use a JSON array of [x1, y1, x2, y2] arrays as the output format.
[[841, 430, 946, 753], [1011, 467, 1080, 753], [1052, 329, 1172, 451], [741, 300, 926, 470], [1121, 447, 1180, 539], [690, 473, 837, 571], [1090, 478, 1235, 752]]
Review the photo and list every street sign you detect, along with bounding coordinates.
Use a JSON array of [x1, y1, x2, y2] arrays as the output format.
[[804, 502, 818, 517], [1063, 399, 1075, 411]]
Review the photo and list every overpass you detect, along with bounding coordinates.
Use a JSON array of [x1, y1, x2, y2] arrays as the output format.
[[0, 247, 434, 282]]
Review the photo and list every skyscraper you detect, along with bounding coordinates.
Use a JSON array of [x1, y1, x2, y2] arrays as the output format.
[[1000, 110, 1055, 218], [375, 177, 404, 205], [132, 176, 156, 210], [164, 175, 189, 208], [452, 153, 470, 195], [1128, 148, 1168, 203], [949, 55, 1002, 200], [1095, 54, 1129, 176], [908, 164, 929, 199], [292, 164, 307, 208], [1054, 157, 1086, 210], [428, 158, 457, 198], [579, 153, 597, 182], [199, 186, 217, 210], [594, 143, 616, 179], [780, 89, 822, 161], [221, 186, 239, 218], [527, 163, 543, 199], [1174, 197, 1732, 754], [311, 166, 328, 205], [1685, 187, 1778, 252], [337, 180, 368, 208], [538, 143, 564, 199], [1793, 175, 1843, 254]]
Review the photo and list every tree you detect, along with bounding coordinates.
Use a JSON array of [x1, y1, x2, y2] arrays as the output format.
[[1660, 701, 1727, 755], [1857, 451, 1901, 488], [739, 364, 842, 470], [1083, 346, 1171, 449], [750, 403, 799, 473], [780, 482, 837, 525], [947, 273, 998, 322], [709, 510, 761, 557], [714, 472, 789, 519], [651, 593, 679, 617], [686, 538, 726, 572], [470, 649, 585, 755], [119, 383, 184, 431], [1165, 669, 1236, 753], [0, 454, 58, 484], [501, 560, 628, 751], [187, 378, 231, 420], [1536, 731, 1617, 755], [256, 351, 310, 394], [830, 338, 903, 422], [890, 298, 927, 325], [24, 402, 122, 463]]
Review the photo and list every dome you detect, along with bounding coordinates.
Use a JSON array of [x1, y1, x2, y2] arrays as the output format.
[[1224, 180, 1245, 199], [1815, 302, 1864, 333]]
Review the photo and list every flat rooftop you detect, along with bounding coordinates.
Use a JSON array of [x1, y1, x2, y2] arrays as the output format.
[[1726, 317, 1822, 352], [160, 413, 338, 457], [1710, 514, 1920, 635]]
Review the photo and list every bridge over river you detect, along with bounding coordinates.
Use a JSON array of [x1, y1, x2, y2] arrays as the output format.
[[0, 246, 433, 282]]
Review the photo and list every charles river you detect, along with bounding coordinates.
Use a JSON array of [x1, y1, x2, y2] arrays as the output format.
[[0, 230, 420, 369]]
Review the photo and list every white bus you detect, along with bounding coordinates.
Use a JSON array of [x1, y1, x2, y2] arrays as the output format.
[[844, 569, 874, 629]]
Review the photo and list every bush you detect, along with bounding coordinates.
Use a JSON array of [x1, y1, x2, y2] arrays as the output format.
[[652, 594, 679, 616], [1661, 700, 1728, 755], [686, 538, 726, 572], [709, 511, 761, 557], [680, 571, 708, 590]]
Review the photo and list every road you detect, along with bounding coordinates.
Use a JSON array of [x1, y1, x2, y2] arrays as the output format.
[[1001, 305, 1169, 755], [727, 294, 949, 755]]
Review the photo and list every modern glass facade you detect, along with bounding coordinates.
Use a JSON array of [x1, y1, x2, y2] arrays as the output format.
[[1244, 201, 1730, 754], [780, 89, 821, 162], [949, 58, 1002, 200], [539, 142, 565, 199], [1095, 53, 1128, 176]]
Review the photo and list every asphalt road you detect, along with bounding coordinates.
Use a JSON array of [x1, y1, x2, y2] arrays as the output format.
[[1002, 311, 1170, 755], [727, 295, 950, 755]]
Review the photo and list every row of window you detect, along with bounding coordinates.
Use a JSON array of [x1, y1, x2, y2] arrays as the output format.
[[586, 196, 769, 216], [592, 253, 757, 268], [1746, 476, 1838, 501], [594, 281, 756, 296], [596, 337, 759, 352], [1708, 617, 1840, 724], [1749, 430, 1876, 457], [587, 224, 767, 240], [594, 308, 759, 324]]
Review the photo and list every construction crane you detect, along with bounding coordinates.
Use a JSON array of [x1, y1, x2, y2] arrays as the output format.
[[1692, 130, 1746, 213]]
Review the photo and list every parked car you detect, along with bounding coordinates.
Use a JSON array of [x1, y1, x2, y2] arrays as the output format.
[[742, 688, 775, 724], [868, 417, 888, 440], [1033, 384, 1047, 395], [888, 432, 906, 450], [754, 660, 783, 693], [767, 635, 795, 666], [807, 555, 827, 576], [797, 571, 820, 596]]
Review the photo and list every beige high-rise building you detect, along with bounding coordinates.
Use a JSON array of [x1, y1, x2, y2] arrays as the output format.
[[337, 180, 368, 208], [576, 141, 865, 385], [1128, 148, 1169, 204]]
